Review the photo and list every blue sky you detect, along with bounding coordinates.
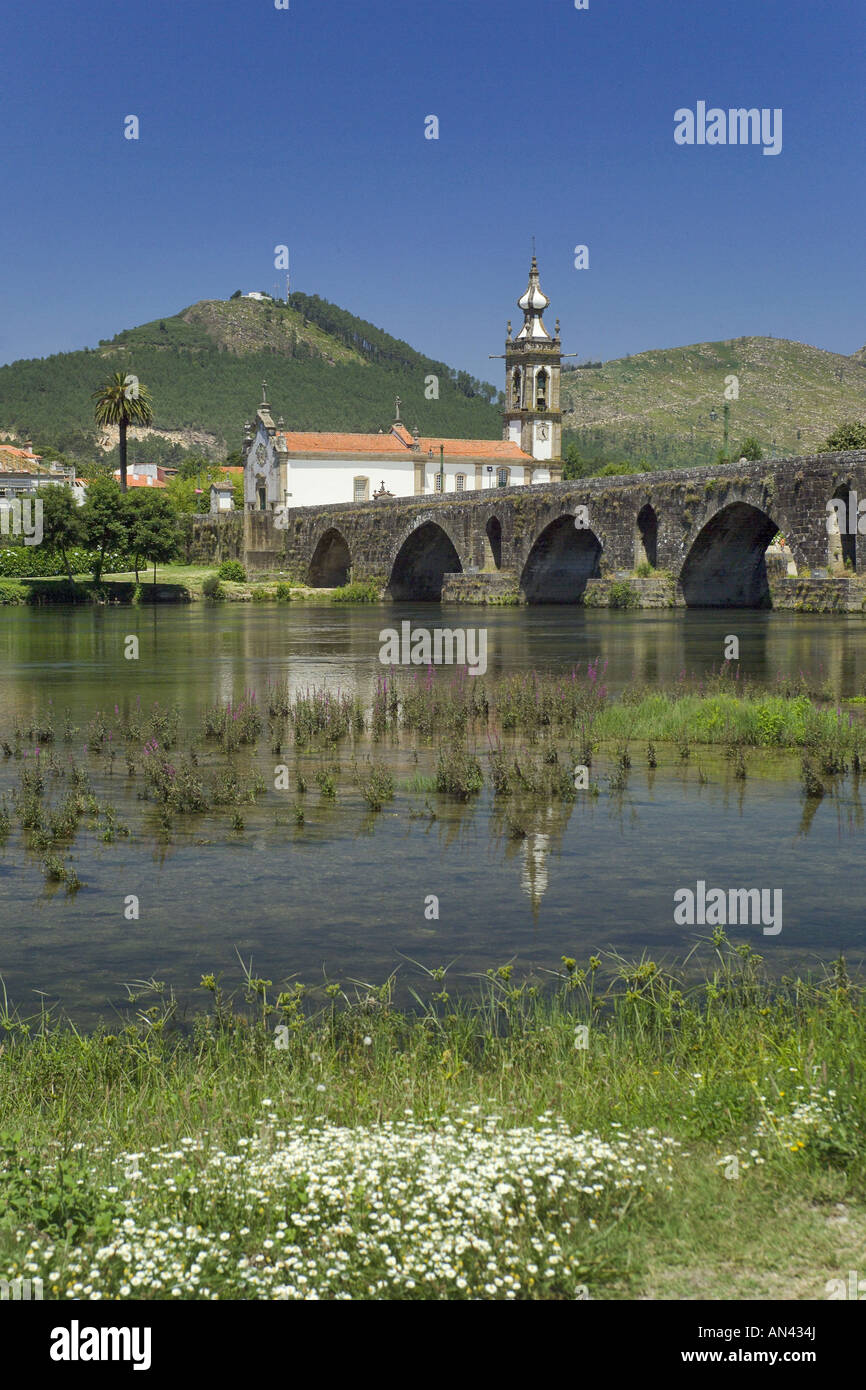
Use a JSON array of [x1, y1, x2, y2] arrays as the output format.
[[1, 0, 864, 384]]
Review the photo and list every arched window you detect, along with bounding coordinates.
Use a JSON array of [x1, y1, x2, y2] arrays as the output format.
[[455, 473, 466, 492], [512, 368, 522, 409], [535, 369, 548, 410], [353, 477, 369, 503], [434, 472, 445, 493], [497, 467, 510, 488]]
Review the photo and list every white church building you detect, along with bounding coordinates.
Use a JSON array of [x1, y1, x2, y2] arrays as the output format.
[[244, 257, 566, 511]]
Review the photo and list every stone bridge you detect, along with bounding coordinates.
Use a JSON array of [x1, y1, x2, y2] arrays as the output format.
[[241, 450, 866, 607]]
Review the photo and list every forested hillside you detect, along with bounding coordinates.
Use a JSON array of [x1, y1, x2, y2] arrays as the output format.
[[562, 336, 866, 469], [2, 292, 863, 473], [0, 293, 503, 463]]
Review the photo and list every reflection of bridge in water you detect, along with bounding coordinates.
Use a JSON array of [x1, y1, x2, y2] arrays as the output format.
[[244, 449, 866, 608]]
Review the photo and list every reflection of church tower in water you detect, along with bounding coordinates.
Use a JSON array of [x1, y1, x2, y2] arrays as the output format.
[[520, 830, 551, 916], [502, 257, 563, 476]]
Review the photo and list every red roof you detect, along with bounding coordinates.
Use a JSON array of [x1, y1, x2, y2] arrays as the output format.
[[277, 426, 531, 461], [113, 472, 167, 489]]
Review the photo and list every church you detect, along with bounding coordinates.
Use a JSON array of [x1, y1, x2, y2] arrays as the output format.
[[243, 257, 565, 511]]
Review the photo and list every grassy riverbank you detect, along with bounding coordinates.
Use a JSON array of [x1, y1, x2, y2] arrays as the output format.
[[0, 566, 333, 604], [0, 938, 863, 1300]]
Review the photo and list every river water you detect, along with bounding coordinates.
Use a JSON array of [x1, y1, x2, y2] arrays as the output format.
[[0, 603, 863, 1024]]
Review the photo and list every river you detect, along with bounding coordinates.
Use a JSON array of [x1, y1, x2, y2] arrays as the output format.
[[0, 603, 863, 1024]]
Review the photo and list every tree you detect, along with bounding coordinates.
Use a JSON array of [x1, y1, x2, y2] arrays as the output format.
[[229, 472, 244, 509], [82, 475, 127, 582], [825, 421, 866, 451], [35, 485, 84, 582], [124, 490, 177, 584], [167, 471, 215, 514], [230, 290, 242, 299], [91, 371, 154, 493], [738, 436, 764, 461], [177, 453, 212, 481], [562, 441, 588, 480]]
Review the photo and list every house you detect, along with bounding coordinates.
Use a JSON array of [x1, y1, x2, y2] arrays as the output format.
[[210, 481, 235, 513], [0, 444, 81, 499], [112, 463, 168, 489]]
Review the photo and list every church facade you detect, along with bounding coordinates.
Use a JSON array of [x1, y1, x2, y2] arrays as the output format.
[[244, 258, 564, 512]]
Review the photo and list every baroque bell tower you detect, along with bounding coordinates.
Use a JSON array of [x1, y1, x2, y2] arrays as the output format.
[[502, 256, 562, 473]]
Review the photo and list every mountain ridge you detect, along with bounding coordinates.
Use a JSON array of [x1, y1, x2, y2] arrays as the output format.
[[0, 293, 863, 470]]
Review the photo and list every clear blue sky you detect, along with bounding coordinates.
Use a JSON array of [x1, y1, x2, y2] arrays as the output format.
[[1, 0, 863, 384]]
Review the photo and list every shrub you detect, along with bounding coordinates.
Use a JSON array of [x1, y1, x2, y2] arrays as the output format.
[[330, 579, 381, 603], [435, 749, 483, 800], [608, 580, 639, 610], [218, 560, 247, 582], [0, 546, 130, 578], [202, 575, 222, 599]]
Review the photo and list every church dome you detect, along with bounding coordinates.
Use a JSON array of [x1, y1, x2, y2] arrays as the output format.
[[518, 257, 550, 312], [515, 255, 552, 340]]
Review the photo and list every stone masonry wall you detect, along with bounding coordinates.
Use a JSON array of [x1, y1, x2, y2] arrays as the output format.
[[236, 451, 866, 596]]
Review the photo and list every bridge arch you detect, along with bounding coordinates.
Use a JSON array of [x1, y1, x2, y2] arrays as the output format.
[[635, 503, 658, 569], [387, 518, 464, 600], [307, 527, 352, 587], [519, 513, 603, 603], [680, 501, 782, 607], [827, 481, 856, 573], [485, 516, 502, 570]]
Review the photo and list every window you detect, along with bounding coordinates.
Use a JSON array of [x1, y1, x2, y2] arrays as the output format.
[[434, 473, 444, 493], [455, 473, 466, 492], [256, 486, 267, 511], [497, 468, 510, 488], [536, 368, 548, 410], [353, 477, 369, 503]]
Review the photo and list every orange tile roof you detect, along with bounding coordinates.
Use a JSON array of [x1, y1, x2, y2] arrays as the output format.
[[0, 444, 44, 464], [278, 428, 532, 461], [114, 473, 167, 489]]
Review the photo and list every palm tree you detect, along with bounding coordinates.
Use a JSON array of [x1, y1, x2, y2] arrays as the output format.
[[92, 371, 154, 493]]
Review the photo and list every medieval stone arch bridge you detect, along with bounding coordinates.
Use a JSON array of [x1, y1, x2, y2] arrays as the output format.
[[242, 450, 866, 607]]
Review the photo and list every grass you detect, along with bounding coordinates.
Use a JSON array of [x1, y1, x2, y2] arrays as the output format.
[[329, 577, 383, 603], [0, 937, 862, 1300], [0, 565, 326, 604]]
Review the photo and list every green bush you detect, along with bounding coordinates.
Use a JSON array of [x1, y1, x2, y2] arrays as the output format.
[[0, 546, 130, 578], [608, 580, 640, 609], [217, 560, 246, 582], [330, 578, 381, 603], [202, 575, 222, 599], [275, 582, 295, 602]]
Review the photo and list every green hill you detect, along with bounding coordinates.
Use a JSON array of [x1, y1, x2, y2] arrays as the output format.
[[1, 293, 864, 472], [562, 336, 866, 469], [0, 293, 503, 463]]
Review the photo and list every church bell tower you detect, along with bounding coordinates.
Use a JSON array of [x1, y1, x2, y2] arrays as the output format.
[[502, 256, 562, 472]]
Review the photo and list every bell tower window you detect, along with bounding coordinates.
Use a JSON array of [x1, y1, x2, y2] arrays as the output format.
[[536, 369, 548, 411]]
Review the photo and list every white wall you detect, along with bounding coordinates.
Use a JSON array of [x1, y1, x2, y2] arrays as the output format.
[[245, 434, 551, 510]]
